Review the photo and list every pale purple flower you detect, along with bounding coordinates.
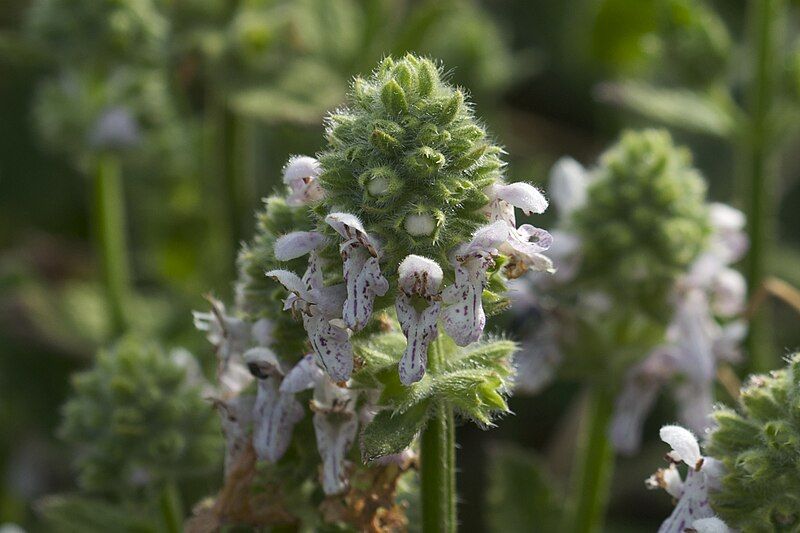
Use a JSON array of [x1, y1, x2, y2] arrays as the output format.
[[252, 378, 304, 463], [267, 236, 353, 382], [485, 181, 554, 274], [283, 155, 324, 206], [193, 297, 274, 396], [215, 395, 255, 473], [396, 255, 443, 384], [548, 157, 590, 217], [647, 426, 727, 533], [325, 213, 389, 332], [88, 106, 140, 150], [282, 355, 359, 495]]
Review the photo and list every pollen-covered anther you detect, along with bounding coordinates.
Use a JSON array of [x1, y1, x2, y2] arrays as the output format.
[[396, 255, 444, 384]]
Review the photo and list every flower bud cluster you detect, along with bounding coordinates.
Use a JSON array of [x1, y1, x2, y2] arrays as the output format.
[[59, 338, 221, 494], [704, 353, 800, 529]]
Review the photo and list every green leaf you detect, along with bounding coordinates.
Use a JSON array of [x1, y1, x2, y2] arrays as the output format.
[[38, 495, 157, 533], [597, 81, 740, 137], [486, 444, 564, 533], [361, 400, 431, 461]]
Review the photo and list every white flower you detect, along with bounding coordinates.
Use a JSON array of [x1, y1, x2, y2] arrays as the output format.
[[442, 222, 505, 346], [325, 213, 389, 332], [193, 297, 274, 397], [548, 157, 590, 217], [282, 355, 358, 495], [647, 425, 725, 533], [485, 181, 554, 276], [396, 255, 443, 384], [283, 155, 324, 206], [267, 235, 353, 382], [214, 395, 255, 473], [691, 517, 731, 533]]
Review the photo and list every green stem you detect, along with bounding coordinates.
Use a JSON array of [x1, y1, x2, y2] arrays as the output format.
[[421, 335, 457, 533], [742, 0, 783, 373], [92, 153, 130, 336], [570, 386, 615, 533], [159, 480, 183, 533]]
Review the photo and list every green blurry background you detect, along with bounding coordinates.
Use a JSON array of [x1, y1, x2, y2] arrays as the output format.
[[1, 0, 799, 531]]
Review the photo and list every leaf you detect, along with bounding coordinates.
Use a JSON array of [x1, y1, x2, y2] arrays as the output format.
[[486, 444, 564, 533], [360, 400, 431, 462], [596, 81, 740, 137], [38, 495, 157, 533]]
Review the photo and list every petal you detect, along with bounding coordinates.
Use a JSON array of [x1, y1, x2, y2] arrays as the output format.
[[397, 295, 441, 385], [280, 354, 325, 393], [660, 425, 702, 467], [442, 254, 492, 346], [708, 203, 745, 232], [398, 254, 443, 296], [515, 319, 562, 395], [674, 382, 714, 435], [283, 155, 321, 184], [266, 269, 314, 306], [549, 157, 588, 216], [216, 395, 255, 473], [243, 347, 284, 378], [610, 375, 663, 455], [251, 318, 274, 346], [313, 410, 358, 495], [304, 313, 354, 382], [646, 463, 684, 500], [274, 231, 327, 261], [341, 247, 388, 331], [493, 181, 549, 215], [710, 268, 746, 318], [253, 378, 305, 463], [657, 468, 715, 533], [672, 290, 717, 384], [325, 212, 379, 255], [691, 517, 730, 533], [466, 221, 509, 253]]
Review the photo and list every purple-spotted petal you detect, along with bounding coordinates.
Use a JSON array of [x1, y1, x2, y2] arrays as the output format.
[[304, 313, 353, 382], [442, 251, 494, 346], [466, 221, 510, 254], [252, 378, 304, 463], [340, 246, 388, 331], [657, 468, 715, 533], [265, 269, 314, 308], [325, 212, 379, 255], [243, 347, 284, 379], [283, 155, 324, 206], [493, 182, 549, 215], [398, 255, 443, 297], [397, 296, 441, 385], [216, 395, 255, 473], [274, 231, 327, 261]]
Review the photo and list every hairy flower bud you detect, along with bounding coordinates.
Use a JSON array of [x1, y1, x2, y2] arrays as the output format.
[[571, 129, 710, 319], [704, 354, 800, 529]]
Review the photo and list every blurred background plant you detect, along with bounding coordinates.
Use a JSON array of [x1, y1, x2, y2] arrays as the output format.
[[1, 0, 800, 532]]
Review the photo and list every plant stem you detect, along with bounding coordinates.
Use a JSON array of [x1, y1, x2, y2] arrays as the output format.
[[92, 153, 130, 336], [421, 335, 457, 533], [159, 480, 183, 533], [742, 0, 783, 373], [570, 386, 615, 533]]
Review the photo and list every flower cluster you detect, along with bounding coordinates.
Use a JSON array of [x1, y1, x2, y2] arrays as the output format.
[[193, 55, 553, 527], [512, 129, 747, 454], [59, 337, 221, 494]]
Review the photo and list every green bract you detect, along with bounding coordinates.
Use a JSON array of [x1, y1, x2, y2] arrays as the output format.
[[572, 129, 710, 319], [705, 353, 800, 530], [59, 338, 221, 494], [317, 53, 504, 278]]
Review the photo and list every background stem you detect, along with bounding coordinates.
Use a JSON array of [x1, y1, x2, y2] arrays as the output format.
[[570, 386, 615, 533], [421, 335, 457, 533], [742, 0, 783, 373], [92, 153, 130, 336], [159, 480, 183, 533]]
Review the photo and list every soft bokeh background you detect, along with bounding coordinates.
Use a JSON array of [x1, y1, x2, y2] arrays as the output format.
[[1, 0, 799, 531]]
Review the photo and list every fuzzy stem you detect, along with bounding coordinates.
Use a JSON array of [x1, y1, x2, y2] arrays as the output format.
[[92, 153, 130, 335], [421, 335, 457, 533], [570, 386, 615, 533], [159, 480, 183, 533], [742, 0, 783, 373]]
